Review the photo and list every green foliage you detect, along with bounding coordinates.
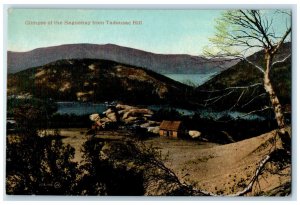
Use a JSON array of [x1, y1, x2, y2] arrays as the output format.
[[205, 10, 291, 58], [200, 10, 292, 116]]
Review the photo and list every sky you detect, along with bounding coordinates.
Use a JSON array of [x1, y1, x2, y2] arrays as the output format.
[[7, 9, 223, 55], [7, 9, 291, 55]]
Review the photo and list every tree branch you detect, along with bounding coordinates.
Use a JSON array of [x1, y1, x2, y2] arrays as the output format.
[[229, 154, 271, 196], [240, 10, 272, 48], [186, 151, 273, 196], [198, 83, 263, 93], [241, 93, 266, 108], [242, 57, 265, 74], [238, 106, 271, 119], [204, 90, 235, 105], [229, 90, 245, 110], [251, 10, 273, 48], [271, 54, 291, 68], [272, 27, 291, 54]]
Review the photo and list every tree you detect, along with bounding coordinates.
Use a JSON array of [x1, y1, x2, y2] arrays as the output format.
[[206, 10, 291, 147], [197, 10, 292, 196]]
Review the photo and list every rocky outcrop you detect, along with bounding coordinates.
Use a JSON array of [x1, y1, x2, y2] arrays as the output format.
[[90, 104, 160, 134], [114, 104, 154, 125]]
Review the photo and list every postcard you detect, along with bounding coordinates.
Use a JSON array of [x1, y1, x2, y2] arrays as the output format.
[[6, 8, 292, 196]]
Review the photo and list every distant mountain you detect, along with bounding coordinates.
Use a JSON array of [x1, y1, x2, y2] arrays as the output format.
[[7, 44, 237, 74], [7, 59, 197, 106], [196, 42, 291, 112]]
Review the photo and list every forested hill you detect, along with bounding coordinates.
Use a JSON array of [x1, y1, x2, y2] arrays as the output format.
[[196, 42, 291, 112], [7, 58, 196, 106]]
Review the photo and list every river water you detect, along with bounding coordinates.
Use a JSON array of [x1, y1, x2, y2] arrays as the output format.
[[164, 73, 217, 86], [56, 102, 107, 115], [56, 102, 265, 121]]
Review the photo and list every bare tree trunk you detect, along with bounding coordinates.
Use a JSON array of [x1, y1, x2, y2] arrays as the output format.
[[264, 52, 290, 149], [264, 53, 285, 130]]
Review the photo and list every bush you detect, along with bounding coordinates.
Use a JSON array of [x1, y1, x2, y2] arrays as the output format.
[[6, 134, 78, 195]]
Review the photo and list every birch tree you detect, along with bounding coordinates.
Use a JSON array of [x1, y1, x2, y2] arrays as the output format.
[[207, 10, 291, 145]]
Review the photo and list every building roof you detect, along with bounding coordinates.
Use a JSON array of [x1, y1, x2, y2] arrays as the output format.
[[159, 120, 182, 131]]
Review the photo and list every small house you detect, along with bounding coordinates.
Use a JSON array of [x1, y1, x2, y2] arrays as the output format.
[[159, 120, 183, 138]]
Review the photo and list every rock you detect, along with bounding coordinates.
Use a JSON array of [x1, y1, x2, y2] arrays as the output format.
[[148, 121, 161, 126], [100, 117, 111, 123], [106, 112, 117, 122], [133, 108, 154, 115], [140, 121, 160, 128], [118, 110, 126, 115], [123, 108, 153, 119], [147, 126, 160, 134], [124, 116, 138, 124], [188, 130, 201, 139], [122, 111, 132, 120], [116, 104, 137, 110], [103, 108, 113, 115], [140, 122, 150, 128], [116, 104, 154, 124], [89, 113, 100, 122]]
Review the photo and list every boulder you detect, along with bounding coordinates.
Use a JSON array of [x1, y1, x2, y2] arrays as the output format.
[[140, 122, 151, 128], [140, 121, 160, 128], [122, 108, 153, 119], [124, 116, 138, 124], [188, 130, 201, 139], [148, 121, 161, 126], [116, 104, 137, 110], [118, 110, 126, 115], [89, 113, 100, 122], [100, 117, 111, 123], [122, 111, 132, 120], [133, 108, 154, 115], [106, 112, 118, 122], [147, 126, 160, 134], [103, 108, 113, 115]]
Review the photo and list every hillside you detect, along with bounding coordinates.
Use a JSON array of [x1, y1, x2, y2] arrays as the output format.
[[7, 43, 237, 74], [196, 42, 291, 112], [156, 128, 291, 195], [7, 59, 195, 106]]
